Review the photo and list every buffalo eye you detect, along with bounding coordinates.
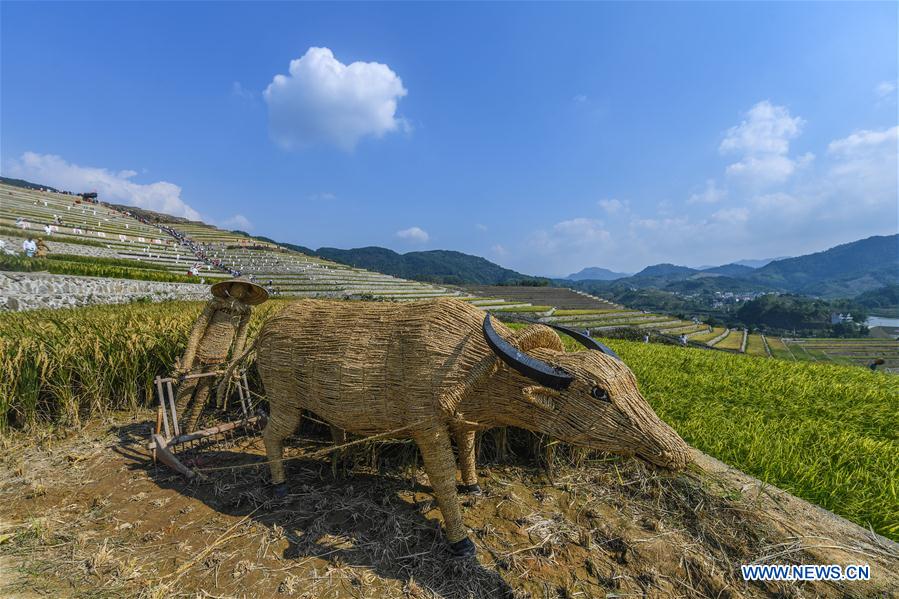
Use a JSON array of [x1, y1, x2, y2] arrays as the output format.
[[590, 386, 611, 402]]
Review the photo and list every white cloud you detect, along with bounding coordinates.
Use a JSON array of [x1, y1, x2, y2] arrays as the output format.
[[231, 81, 255, 100], [710, 206, 749, 224], [551, 218, 610, 245], [720, 101, 803, 155], [720, 101, 809, 185], [475, 223, 488, 232], [597, 198, 626, 214], [395, 226, 429, 243], [223, 214, 253, 230], [530, 218, 612, 259], [687, 179, 726, 204], [5, 152, 201, 220], [308, 192, 337, 202], [827, 126, 898, 156], [823, 126, 898, 213], [573, 94, 588, 104], [491, 244, 508, 258], [509, 115, 896, 273], [263, 47, 408, 151], [875, 80, 897, 99]]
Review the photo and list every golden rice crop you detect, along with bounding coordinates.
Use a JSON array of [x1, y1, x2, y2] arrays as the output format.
[[612, 339, 899, 540], [0, 300, 283, 430]]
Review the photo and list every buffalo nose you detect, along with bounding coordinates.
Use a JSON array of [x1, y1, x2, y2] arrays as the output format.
[[639, 442, 690, 470]]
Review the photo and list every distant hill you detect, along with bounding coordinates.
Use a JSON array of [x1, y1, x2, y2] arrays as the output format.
[[747, 235, 898, 297], [571, 236, 896, 299], [733, 257, 787, 269], [313, 246, 541, 285], [0, 176, 60, 193], [701, 263, 757, 277], [566, 266, 630, 281], [633, 263, 699, 279], [854, 284, 899, 310]]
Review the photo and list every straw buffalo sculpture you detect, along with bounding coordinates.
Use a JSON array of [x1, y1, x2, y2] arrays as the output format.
[[223, 298, 690, 557]]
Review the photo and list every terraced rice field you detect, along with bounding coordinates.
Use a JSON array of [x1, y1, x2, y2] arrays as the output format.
[[745, 334, 768, 356], [710, 329, 744, 351], [687, 326, 726, 343], [0, 183, 466, 303], [462, 286, 616, 310], [765, 336, 793, 360], [782, 338, 899, 370], [1, 184, 230, 279]]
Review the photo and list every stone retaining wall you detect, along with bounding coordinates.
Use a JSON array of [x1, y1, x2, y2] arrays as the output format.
[[0, 271, 209, 311]]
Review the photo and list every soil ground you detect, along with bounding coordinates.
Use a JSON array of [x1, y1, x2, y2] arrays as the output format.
[[1, 412, 896, 598]]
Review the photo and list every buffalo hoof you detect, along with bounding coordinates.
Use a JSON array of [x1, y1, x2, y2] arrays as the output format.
[[448, 537, 476, 558], [271, 483, 289, 498], [457, 483, 483, 496]]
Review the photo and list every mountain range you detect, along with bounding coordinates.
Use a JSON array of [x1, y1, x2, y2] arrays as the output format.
[[566, 266, 631, 281], [255, 244, 541, 286], [267, 234, 896, 300], [569, 235, 897, 299]]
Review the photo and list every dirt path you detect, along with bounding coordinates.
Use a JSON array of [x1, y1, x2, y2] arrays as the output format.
[[1, 413, 896, 598]]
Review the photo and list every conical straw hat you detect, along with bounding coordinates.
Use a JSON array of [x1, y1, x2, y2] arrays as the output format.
[[210, 277, 269, 305]]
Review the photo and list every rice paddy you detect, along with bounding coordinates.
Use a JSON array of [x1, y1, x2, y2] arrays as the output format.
[[780, 338, 899, 369], [745, 333, 768, 356], [711, 328, 745, 351], [686, 326, 726, 343], [612, 339, 899, 540]]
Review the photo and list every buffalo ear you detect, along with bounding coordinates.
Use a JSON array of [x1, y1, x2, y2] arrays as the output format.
[[522, 385, 560, 411]]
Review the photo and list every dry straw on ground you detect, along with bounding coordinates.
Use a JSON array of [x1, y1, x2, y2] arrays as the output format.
[[1, 413, 896, 598]]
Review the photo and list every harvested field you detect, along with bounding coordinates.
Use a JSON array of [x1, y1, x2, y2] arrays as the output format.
[[1, 415, 897, 598]]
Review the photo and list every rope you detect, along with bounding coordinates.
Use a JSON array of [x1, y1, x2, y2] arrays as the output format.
[[191, 420, 427, 474]]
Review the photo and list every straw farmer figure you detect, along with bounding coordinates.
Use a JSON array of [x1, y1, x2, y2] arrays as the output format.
[[174, 278, 268, 432], [35, 238, 50, 258]]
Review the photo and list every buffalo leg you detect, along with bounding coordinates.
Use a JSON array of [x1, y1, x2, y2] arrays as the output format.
[[263, 404, 302, 488], [330, 425, 347, 477], [454, 429, 481, 495], [414, 425, 475, 556]]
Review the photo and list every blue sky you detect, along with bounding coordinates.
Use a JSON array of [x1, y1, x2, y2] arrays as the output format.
[[2, 2, 896, 276]]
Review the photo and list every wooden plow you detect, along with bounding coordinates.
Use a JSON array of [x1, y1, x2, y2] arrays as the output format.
[[147, 370, 263, 478]]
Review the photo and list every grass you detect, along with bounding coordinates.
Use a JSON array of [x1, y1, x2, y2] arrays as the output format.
[[0, 254, 196, 283], [2, 305, 897, 541]]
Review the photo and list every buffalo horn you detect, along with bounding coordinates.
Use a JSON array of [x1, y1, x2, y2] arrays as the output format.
[[543, 323, 622, 361], [483, 314, 574, 390]]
